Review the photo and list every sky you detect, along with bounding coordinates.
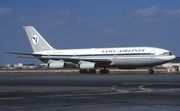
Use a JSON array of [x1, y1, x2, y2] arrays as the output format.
[[1, 0, 180, 64]]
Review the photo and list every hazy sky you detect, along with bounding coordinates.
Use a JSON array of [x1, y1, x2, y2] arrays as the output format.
[[1, 0, 180, 64]]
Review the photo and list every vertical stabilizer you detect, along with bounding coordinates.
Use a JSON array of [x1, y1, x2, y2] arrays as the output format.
[[23, 26, 54, 52]]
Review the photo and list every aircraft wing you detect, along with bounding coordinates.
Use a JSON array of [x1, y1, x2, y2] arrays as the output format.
[[32, 56, 112, 63], [5, 52, 112, 63]]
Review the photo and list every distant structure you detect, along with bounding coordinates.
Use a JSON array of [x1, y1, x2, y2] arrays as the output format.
[[171, 57, 180, 63], [162, 57, 180, 73], [1, 57, 180, 73], [1, 63, 39, 69]]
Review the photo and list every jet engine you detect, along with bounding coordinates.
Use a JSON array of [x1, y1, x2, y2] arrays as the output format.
[[48, 61, 66, 68], [78, 62, 97, 69]]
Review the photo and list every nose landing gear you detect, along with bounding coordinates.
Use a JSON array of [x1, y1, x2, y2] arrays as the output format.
[[148, 68, 154, 74]]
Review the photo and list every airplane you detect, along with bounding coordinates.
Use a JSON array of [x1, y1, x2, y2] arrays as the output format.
[[6, 26, 176, 74]]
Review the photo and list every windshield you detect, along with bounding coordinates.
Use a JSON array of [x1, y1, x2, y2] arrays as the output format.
[[163, 52, 173, 55]]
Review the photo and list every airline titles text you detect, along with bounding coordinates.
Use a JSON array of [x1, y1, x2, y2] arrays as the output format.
[[102, 49, 145, 53]]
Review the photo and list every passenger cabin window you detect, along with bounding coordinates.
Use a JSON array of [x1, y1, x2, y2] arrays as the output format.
[[163, 52, 173, 55]]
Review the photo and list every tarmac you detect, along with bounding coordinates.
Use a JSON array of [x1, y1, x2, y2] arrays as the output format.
[[0, 73, 180, 111], [0, 68, 175, 74]]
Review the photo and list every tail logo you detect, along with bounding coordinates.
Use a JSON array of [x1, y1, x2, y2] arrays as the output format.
[[32, 35, 39, 44]]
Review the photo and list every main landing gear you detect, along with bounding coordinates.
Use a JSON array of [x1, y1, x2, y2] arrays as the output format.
[[100, 67, 109, 74], [79, 69, 96, 74], [79, 68, 110, 74]]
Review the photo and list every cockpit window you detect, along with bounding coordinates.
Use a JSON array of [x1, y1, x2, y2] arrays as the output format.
[[163, 52, 173, 55], [169, 52, 173, 55]]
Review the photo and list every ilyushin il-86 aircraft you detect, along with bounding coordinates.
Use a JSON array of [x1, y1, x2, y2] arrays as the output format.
[[6, 26, 176, 74]]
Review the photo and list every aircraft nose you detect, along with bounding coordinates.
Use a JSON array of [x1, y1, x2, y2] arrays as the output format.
[[171, 55, 176, 60], [164, 55, 176, 62], [169, 55, 176, 61]]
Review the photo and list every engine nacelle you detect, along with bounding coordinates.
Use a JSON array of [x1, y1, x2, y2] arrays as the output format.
[[48, 61, 66, 69], [78, 62, 96, 69]]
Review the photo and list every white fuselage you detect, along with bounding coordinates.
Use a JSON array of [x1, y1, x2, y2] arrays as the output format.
[[34, 46, 175, 68]]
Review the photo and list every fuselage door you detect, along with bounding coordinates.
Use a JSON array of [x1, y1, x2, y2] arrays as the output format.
[[150, 50, 155, 58], [151, 50, 155, 54], [73, 52, 77, 57], [113, 50, 119, 65]]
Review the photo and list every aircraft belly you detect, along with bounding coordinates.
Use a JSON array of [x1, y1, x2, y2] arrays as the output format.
[[40, 55, 171, 68], [114, 56, 167, 67]]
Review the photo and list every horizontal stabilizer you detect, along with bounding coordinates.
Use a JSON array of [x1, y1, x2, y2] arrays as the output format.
[[16, 56, 40, 59], [17, 56, 23, 58], [5, 52, 42, 56]]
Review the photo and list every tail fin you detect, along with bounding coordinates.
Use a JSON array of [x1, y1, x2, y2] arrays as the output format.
[[23, 26, 54, 52]]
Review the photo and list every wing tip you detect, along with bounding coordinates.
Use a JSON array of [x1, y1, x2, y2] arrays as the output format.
[[4, 52, 10, 54], [17, 56, 23, 58]]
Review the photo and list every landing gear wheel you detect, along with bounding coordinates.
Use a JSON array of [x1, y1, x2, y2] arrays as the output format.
[[100, 69, 109, 74], [89, 69, 96, 74], [148, 69, 154, 74], [79, 69, 96, 74], [79, 69, 86, 73]]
